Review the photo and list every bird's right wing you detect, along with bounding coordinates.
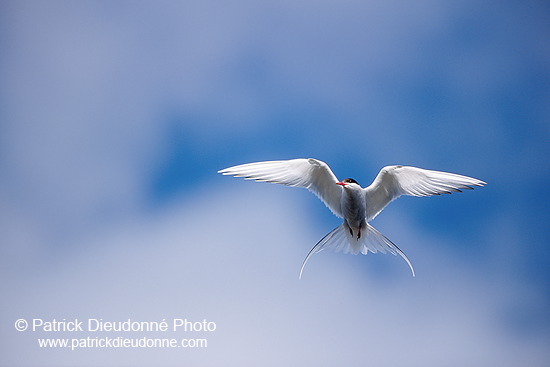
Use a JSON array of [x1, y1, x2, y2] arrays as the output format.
[[218, 158, 343, 217], [364, 165, 486, 221]]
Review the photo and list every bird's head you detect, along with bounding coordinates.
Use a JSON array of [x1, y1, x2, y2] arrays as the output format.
[[336, 178, 361, 188]]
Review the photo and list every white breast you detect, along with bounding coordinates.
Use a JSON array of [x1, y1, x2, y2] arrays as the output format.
[[341, 187, 366, 229]]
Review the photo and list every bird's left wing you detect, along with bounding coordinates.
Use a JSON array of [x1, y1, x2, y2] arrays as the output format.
[[218, 158, 343, 217], [364, 165, 486, 221]]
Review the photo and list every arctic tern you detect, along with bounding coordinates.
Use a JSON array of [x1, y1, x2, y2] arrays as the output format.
[[218, 158, 486, 278]]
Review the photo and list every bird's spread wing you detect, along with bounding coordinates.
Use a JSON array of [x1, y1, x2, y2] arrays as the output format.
[[364, 165, 486, 221], [218, 158, 343, 217]]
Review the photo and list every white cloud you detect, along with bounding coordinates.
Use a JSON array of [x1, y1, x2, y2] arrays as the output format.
[[2, 185, 548, 366]]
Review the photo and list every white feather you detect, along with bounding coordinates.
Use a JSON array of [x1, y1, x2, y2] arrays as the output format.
[[218, 158, 343, 217], [299, 223, 415, 279], [364, 165, 486, 221]]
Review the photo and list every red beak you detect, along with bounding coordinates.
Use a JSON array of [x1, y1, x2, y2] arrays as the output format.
[[336, 182, 346, 186]]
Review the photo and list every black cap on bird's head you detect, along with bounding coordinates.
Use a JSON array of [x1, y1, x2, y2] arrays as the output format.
[[336, 178, 359, 186]]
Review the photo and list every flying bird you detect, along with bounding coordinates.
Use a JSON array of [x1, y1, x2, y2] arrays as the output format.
[[218, 158, 486, 278]]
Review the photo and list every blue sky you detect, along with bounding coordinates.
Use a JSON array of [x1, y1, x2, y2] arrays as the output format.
[[1, 1, 549, 366]]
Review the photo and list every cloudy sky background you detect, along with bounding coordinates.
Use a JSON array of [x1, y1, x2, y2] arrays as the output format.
[[1, 1, 549, 366]]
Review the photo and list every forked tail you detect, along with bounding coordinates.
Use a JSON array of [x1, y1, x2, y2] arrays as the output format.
[[299, 223, 415, 279]]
